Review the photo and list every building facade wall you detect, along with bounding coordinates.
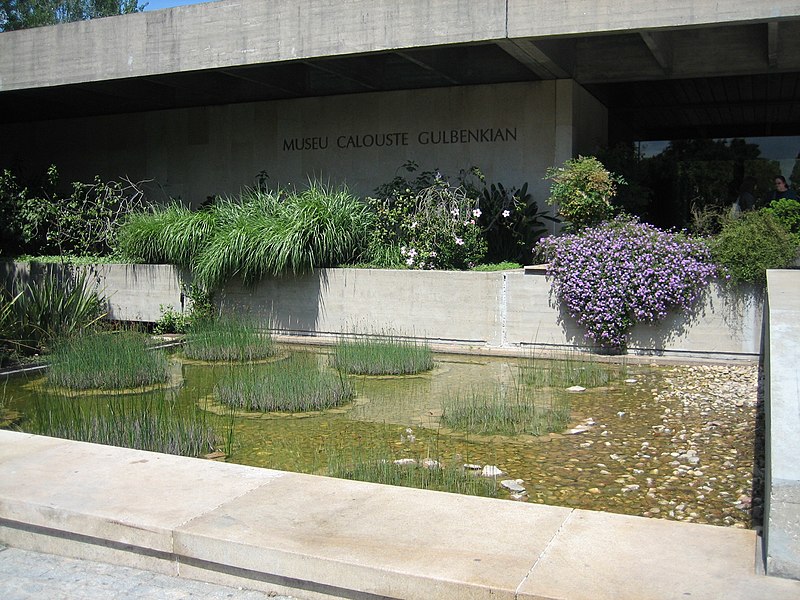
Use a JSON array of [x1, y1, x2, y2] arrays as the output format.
[[2, 80, 607, 209]]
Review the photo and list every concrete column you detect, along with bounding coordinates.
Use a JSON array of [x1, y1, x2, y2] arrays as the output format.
[[764, 269, 800, 579]]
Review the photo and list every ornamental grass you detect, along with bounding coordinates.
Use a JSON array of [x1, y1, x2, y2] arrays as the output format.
[[331, 334, 434, 375], [215, 354, 353, 412], [26, 390, 221, 458], [326, 450, 498, 498], [440, 385, 570, 436], [520, 350, 626, 388], [47, 331, 170, 390], [183, 315, 275, 362]]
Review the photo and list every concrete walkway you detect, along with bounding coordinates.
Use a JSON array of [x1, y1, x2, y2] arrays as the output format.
[[1, 430, 799, 600], [0, 545, 300, 599]]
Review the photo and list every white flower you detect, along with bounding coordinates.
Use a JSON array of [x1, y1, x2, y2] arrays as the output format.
[[400, 246, 407, 256], [406, 257, 415, 265], [411, 221, 418, 229], [455, 237, 464, 246], [472, 208, 482, 218], [502, 209, 511, 218], [429, 251, 437, 257], [451, 208, 460, 217]]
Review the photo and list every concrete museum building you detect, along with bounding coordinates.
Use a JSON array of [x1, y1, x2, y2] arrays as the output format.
[[1, 0, 800, 211]]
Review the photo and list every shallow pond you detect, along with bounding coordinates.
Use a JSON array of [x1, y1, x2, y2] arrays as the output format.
[[2, 347, 758, 528]]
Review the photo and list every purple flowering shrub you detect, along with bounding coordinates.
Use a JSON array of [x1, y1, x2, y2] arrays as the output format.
[[537, 217, 718, 350]]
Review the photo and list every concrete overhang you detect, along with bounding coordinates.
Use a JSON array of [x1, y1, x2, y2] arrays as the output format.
[[2, 0, 800, 140]]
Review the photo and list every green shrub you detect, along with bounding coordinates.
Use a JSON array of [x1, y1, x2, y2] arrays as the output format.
[[711, 210, 799, 285], [48, 331, 170, 390], [545, 156, 625, 230], [183, 315, 275, 362], [153, 305, 190, 335], [1, 165, 147, 257], [332, 335, 434, 375], [215, 354, 353, 412], [764, 198, 800, 240]]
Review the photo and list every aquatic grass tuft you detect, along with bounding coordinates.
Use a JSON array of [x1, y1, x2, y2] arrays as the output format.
[[520, 350, 626, 388], [326, 449, 498, 498], [440, 385, 570, 436], [332, 334, 434, 375], [47, 331, 170, 390], [26, 390, 223, 457], [216, 354, 353, 412], [183, 315, 275, 362]]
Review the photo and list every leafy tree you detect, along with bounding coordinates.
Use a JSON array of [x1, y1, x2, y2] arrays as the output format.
[[0, 0, 144, 32]]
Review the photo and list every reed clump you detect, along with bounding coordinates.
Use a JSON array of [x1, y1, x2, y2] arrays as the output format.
[[520, 351, 626, 388], [331, 335, 434, 375], [326, 450, 498, 498], [183, 316, 275, 362], [26, 390, 222, 457], [440, 385, 570, 436], [216, 354, 353, 412], [47, 331, 170, 390]]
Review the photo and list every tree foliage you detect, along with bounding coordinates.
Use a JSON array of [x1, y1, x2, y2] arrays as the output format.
[[0, 0, 144, 31]]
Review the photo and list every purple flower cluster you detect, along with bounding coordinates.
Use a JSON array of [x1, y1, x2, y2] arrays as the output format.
[[537, 217, 718, 349]]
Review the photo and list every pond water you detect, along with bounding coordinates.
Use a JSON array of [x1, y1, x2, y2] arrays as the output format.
[[2, 346, 758, 528]]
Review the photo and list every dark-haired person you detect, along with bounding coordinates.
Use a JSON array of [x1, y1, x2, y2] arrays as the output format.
[[771, 175, 799, 201]]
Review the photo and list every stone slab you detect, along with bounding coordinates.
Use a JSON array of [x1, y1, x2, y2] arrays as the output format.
[[517, 509, 800, 600], [0, 430, 285, 553], [174, 472, 572, 600]]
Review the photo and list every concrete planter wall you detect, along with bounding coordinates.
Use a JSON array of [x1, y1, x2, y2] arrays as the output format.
[[4, 262, 761, 359]]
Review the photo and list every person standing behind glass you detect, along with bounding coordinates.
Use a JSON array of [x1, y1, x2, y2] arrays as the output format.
[[771, 175, 799, 201]]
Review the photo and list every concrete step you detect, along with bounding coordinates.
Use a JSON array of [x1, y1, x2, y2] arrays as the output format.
[[1, 430, 798, 600]]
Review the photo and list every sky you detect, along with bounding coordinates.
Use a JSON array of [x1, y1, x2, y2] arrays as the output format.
[[143, 0, 210, 11]]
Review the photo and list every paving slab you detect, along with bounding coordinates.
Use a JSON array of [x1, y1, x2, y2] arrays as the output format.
[[175, 472, 571, 600], [0, 430, 285, 553], [518, 509, 800, 600]]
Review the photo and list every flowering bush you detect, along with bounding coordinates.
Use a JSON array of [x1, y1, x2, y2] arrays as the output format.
[[537, 217, 718, 350], [368, 164, 486, 270]]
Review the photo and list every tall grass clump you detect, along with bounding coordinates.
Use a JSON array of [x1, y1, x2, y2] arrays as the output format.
[[183, 315, 275, 362], [216, 354, 353, 412], [194, 183, 373, 288], [520, 351, 625, 388], [327, 449, 498, 498], [3, 270, 105, 356], [25, 391, 222, 457], [48, 331, 170, 390], [116, 203, 217, 266], [441, 385, 570, 436], [331, 334, 434, 375]]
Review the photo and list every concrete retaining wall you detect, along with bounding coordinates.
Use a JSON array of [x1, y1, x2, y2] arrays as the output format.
[[3, 262, 762, 358], [764, 270, 800, 579]]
